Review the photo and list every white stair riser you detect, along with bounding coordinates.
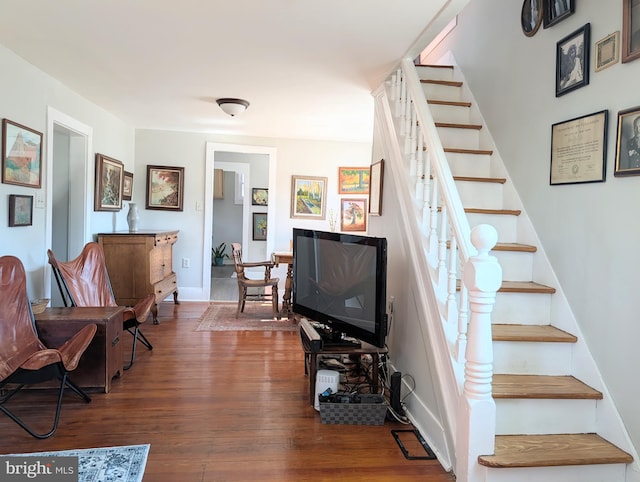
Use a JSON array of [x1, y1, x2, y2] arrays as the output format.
[[491, 250, 533, 282], [495, 398, 596, 435], [446, 152, 492, 177], [422, 83, 462, 101], [492, 292, 552, 325], [429, 104, 471, 124], [494, 341, 572, 375], [437, 126, 480, 150], [456, 180, 504, 210], [467, 212, 518, 243], [483, 463, 626, 482], [416, 66, 453, 81]]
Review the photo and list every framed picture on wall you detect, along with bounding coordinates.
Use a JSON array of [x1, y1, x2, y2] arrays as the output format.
[[623, 0, 640, 63], [521, 0, 543, 37], [2, 119, 43, 188], [543, 0, 574, 29], [556, 23, 590, 97], [252, 212, 268, 241], [94, 153, 124, 212], [338, 167, 370, 194], [595, 31, 620, 72], [290, 175, 327, 219], [340, 198, 367, 232], [122, 171, 133, 201], [614, 105, 640, 176], [145, 165, 184, 211], [251, 188, 268, 206], [8, 194, 33, 227], [368, 159, 384, 216]]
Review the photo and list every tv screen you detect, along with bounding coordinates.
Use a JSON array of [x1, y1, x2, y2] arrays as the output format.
[[292, 228, 387, 348]]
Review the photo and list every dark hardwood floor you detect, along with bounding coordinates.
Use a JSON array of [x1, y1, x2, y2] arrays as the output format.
[[0, 302, 454, 481]]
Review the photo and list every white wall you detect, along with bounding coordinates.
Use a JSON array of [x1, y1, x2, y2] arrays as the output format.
[[426, 0, 640, 453]]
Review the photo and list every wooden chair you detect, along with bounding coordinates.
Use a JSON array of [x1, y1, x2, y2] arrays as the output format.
[[0, 255, 97, 439], [230, 242, 280, 319], [48, 242, 155, 371]]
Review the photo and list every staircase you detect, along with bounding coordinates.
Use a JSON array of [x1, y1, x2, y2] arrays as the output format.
[[376, 61, 634, 481]]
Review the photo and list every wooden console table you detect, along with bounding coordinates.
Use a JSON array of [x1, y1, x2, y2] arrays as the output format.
[[98, 230, 179, 323], [298, 318, 388, 406], [35, 306, 125, 393], [272, 251, 293, 318]]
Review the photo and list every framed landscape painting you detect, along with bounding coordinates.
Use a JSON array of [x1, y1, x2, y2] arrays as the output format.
[[8, 194, 33, 227], [2, 119, 43, 188], [290, 175, 327, 219], [94, 153, 124, 211], [338, 167, 370, 194], [340, 198, 367, 232], [146, 165, 185, 211]]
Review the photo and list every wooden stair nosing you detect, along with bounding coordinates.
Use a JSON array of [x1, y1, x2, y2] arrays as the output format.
[[478, 433, 633, 468], [492, 242, 537, 253], [443, 147, 494, 156], [492, 324, 577, 343], [415, 64, 454, 70], [421, 79, 463, 87], [428, 99, 472, 108], [453, 175, 506, 184], [464, 207, 522, 216], [435, 122, 482, 130], [456, 280, 556, 294], [493, 374, 602, 399]]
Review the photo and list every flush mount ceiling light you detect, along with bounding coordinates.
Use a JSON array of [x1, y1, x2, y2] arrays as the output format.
[[216, 98, 250, 117]]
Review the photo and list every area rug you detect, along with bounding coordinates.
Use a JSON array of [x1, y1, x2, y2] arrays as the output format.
[[5, 444, 149, 482], [195, 302, 298, 332]]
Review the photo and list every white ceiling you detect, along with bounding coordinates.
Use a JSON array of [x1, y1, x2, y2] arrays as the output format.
[[0, 1, 460, 143]]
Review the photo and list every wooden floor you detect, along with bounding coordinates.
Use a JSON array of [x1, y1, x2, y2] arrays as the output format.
[[0, 302, 454, 482]]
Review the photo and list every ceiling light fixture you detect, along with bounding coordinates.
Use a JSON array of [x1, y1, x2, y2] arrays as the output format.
[[216, 98, 250, 117]]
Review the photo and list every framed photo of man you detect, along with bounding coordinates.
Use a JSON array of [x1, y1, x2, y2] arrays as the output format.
[[556, 24, 590, 97], [543, 0, 574, 29], [614, 106, 640, 176]]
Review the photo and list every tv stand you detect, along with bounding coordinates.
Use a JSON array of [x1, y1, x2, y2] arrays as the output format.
[[298, 318, 388, 406]]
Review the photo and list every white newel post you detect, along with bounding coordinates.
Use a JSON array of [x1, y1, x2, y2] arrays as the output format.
[[456, 224, 501, 482]]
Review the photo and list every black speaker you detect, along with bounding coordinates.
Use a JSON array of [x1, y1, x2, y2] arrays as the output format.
[[390, 371, 403, 415]]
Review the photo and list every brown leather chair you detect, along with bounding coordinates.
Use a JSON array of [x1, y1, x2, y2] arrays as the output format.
[[230, 242, 280, 319], [0, 255, 97, 439], [48, 242, 155, 370]]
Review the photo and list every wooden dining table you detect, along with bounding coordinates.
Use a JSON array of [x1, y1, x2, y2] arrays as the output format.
[[271, 251, 293, 318]]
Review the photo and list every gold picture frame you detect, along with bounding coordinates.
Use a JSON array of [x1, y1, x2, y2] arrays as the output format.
[[290, 175, 327, 219], [595, 31, 620, 72], [94, 153, 124, 212]]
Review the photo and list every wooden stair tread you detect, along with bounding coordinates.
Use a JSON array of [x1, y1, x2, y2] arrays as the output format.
[[464, 207, 521, 216], [420, 79, 463, 87], [428, 99, 472, 108], [479, 433, 633, 468], [492, 242, 537, 253], [456, 280, 555, 294], [444, 147, 493, 155], [453, 175, 506, 184], [435, 122, 482, 130], [415, 64, 454, 69], [492, 324, 577, 343], [493, 374, 601, 399]]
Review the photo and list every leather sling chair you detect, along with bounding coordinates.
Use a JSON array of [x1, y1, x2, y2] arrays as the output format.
[[230, 242, 280, 319], [0, 255, 97, 439], [48, 242, 155, 371]]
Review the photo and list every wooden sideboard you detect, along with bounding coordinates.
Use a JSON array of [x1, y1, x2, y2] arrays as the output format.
[[97, 230, 179, 323]]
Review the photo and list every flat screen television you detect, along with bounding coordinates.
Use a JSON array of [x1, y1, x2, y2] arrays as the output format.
[[292, 228, 388, 348]]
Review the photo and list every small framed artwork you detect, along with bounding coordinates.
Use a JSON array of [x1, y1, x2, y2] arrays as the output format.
[[543, 0, 574, 29], [251, 188, 268, 206], [623, 0, 640, 63], [556, 23, 590, 97], [146, 165, 184, 211], [252, 212, 268, 241], [521, 0, 542, 37], [290, 175, 328, 219], [614, 106, 640, 176], [2, 119, 43, 188], [550, 110, 608, 185], [341, 198, 367, 232], [94, 153, 124, 212], [368, 159, 384, 216], [338, 167, 370, 194], [8, 194, 33, 227], [122, 171, 133, 201], [595, 31, 620, 72]]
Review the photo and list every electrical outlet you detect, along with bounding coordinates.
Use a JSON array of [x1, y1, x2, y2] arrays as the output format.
[[182, 258, 190, 268]]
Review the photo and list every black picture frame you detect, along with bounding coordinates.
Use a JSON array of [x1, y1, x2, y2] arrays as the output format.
[[521, 0, 543, 37], [543, 0, 574, 28], [556, 23, 590, 97], [251, 188, 268, 206], [8, 194, 33, 227], [622, 0, 640, 63], [122, 171, 133, 201], [252, 212, 267, 241], [614, 106, 640, 176]]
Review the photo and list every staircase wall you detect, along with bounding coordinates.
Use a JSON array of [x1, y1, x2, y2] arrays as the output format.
[[421, 0, 640, 471]]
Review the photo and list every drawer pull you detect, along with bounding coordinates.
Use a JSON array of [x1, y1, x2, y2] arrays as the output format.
[[112, 336, 120, 346]]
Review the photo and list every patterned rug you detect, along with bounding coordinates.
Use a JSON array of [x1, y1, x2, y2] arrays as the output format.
[[195, 302, 298, 331], [5, 444, 149, 482]]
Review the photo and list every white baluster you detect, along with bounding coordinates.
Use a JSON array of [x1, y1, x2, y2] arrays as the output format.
[[447, 233, 458, 326], [399, 77, 407, 135], [437, 206, 448, 288], [394, 69, 402, 116], [456, 284, 469, 364], [428, 183, 439, 263]]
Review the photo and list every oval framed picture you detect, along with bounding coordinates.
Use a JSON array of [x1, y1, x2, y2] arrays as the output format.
[[521, 0, 543, 37]]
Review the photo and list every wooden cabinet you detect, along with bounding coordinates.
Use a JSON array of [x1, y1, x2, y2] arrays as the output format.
[[214, 168, 224, 199], [97, 230, 179, 323]]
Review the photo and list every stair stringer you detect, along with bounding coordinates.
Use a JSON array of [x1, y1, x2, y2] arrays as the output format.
[[421, 53, 640, 480]]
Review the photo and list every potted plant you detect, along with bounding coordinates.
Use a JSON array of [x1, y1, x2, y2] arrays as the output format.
[[212, 242, 229, 266]]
